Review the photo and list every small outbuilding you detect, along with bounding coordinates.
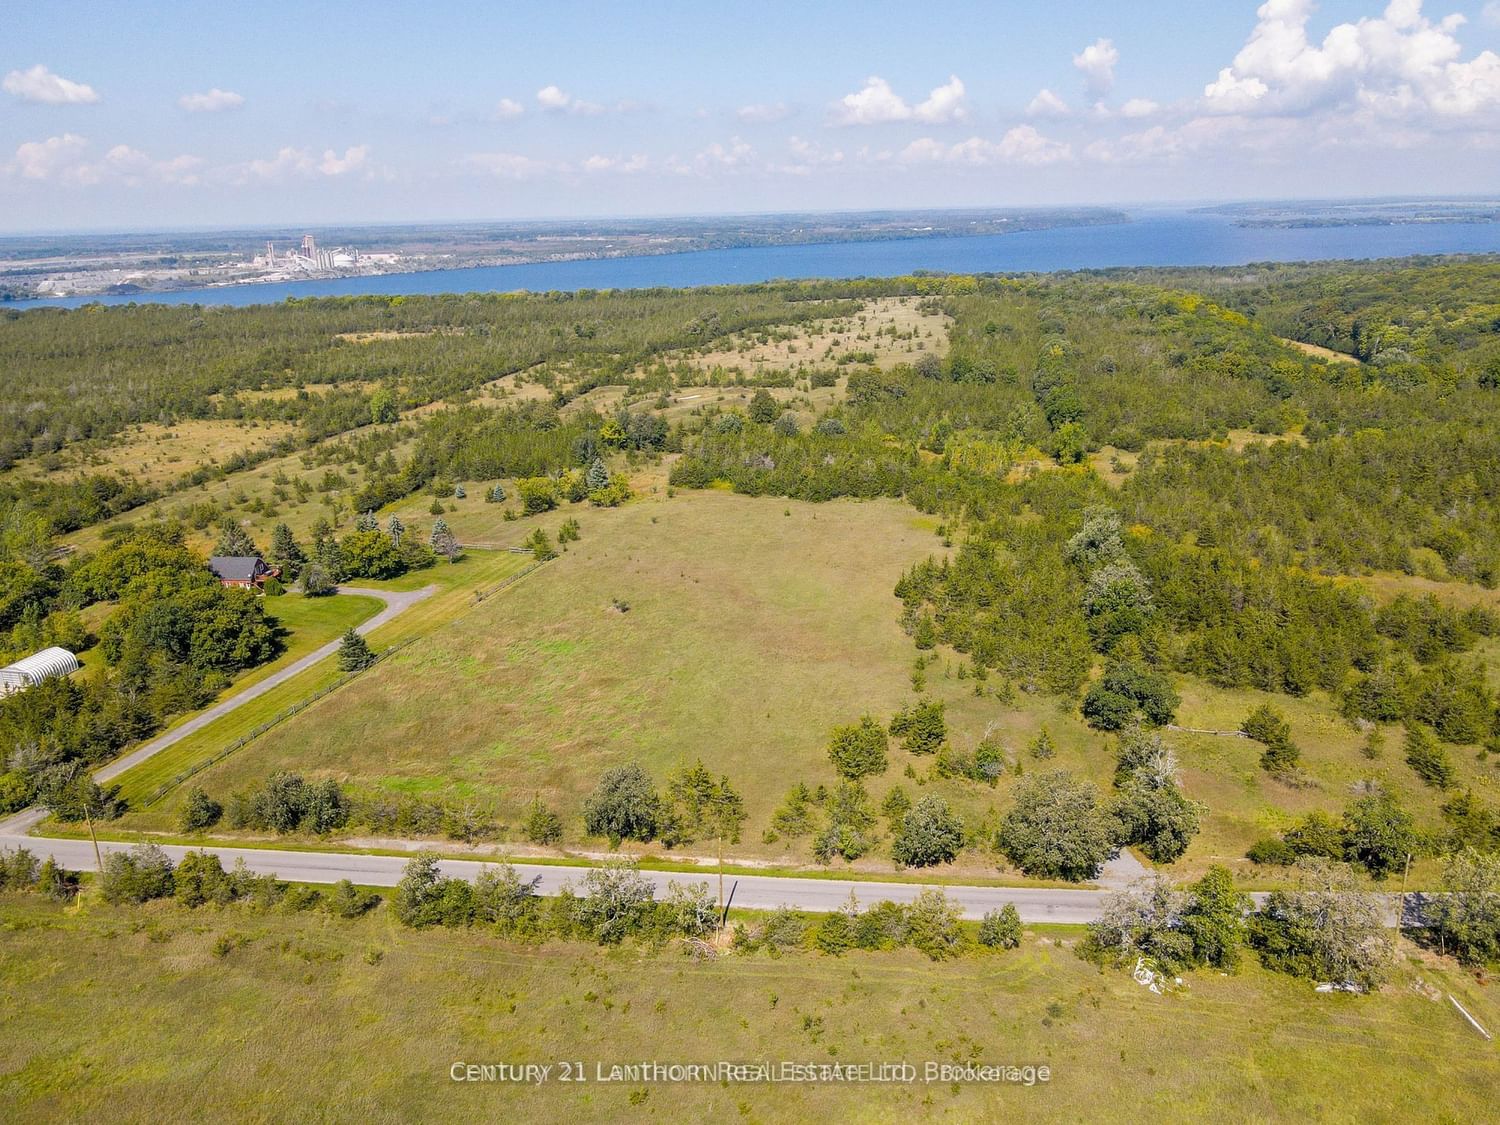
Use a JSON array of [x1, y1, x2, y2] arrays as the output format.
[[0, 646, 81, 695], [208, 556, 280, 589]]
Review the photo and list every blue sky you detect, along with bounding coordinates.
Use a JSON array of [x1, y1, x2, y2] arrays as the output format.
[[3, 1, 1499, 231]]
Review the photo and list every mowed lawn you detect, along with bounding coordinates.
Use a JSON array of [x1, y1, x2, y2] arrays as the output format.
[[0, 895, 1495, 1123], [174, 492, 944, 836]]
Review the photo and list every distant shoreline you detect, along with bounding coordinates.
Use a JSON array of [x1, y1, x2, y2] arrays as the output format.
[[8, 210, 1500, 311]]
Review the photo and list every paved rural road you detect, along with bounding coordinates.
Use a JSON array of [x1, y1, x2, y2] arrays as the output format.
[[92, 584, 436, 785], [0, 832, 1121, 922]]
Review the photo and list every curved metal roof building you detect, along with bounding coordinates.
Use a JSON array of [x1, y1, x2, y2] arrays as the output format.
[[0, 646, 81, 692]]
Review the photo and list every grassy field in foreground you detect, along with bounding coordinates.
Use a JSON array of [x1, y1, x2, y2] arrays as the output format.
[[104, 550, 532, 814], [0, 894, 1494, 1123], [109, 490, 1500, 888]]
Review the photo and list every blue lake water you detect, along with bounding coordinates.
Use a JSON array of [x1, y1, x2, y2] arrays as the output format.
[[11, 209, 1500, 310]]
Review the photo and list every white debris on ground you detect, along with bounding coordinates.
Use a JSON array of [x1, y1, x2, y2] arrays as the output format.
[[1131, 957, 1185, 995]]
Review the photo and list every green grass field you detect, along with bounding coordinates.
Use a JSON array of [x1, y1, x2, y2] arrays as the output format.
[[104, 551, 532, 815], [0, 893, 1493, 1123], [92, 490, 1499, 889], [150, 493, 943, 835]]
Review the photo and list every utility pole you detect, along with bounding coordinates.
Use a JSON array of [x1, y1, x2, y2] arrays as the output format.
[[84, 804, 103, 875], [717, 833, 725, 930], [1395, 852, 1412, 946]]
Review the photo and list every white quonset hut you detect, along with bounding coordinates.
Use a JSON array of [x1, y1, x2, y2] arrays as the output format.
[[0, 646, 81, 695]]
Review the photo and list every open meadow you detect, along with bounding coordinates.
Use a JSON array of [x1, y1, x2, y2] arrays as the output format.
[[103, 486, 1500, 891], [0, 893, 1494, 1124]]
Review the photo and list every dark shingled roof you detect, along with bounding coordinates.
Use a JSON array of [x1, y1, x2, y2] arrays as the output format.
[[208, 556, 265, 582]]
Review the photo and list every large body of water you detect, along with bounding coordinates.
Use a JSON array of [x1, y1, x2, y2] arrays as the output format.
[[12, 209, 1500, 310]]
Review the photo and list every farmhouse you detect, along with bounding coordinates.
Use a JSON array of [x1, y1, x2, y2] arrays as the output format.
[[208, 555, 280, 589], [0, 646, 81, 695]]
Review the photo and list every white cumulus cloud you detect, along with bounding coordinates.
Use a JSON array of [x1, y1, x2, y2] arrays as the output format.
[[3, 64, 100, 105], [10, 134, 89, 180], [8, 135, 203, 186], [1203, 0, 1500, 119], [831, 75, 968, 125], [1073, 38, 1120, 99], [899, 126, 1072, 167], [536, 85, 605, 115], [582, 153, 649, 173], [1027, 88, 1070, 116], [319, 145, 368, 175], [493, 98, 525, 120], [178, 88, 244, 113]]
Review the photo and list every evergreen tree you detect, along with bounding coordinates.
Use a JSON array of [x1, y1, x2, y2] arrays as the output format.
[[213, 517, 258, 558], [386, 514, 405, 546], [369, 387, 398, 424], [429, 517, 460, 561], [336, 628, 376, 672], [355, 511, 378, 532], [586, 457, 611, 492], [1403, 724, 1455, 789], [827, 716, 889, 779], [268, 522, 306, 579], [1029, 728, 1057, 759], [749, 388, 779, 424]]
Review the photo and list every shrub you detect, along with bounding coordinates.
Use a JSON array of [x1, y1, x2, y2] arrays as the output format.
[[583, 763, 660, 845], [827, 716, 889, 779], [904, 889, 966, 960], [99, 844, 175, 904], [890, 795, 965, 867], [522, 797, 563, 845], [1248, 859, 1393, 989], [573, 860, 656, 944], [178, 787, 222, 832], [327, 879, 381, 918], [889, 698, 946, 755], [230, 772, 349, 835], [1404, 724, 1455, 788], [516, 477, 560, 515], [392, 853, 474, 928], [1247, 837, 1297, 865], [1242, 704, 1301, 772], [815, 908, 855, 955], [1283, 810, 1346, 860], [173, 850, 237, 907], [524, 528, 556, 562], [978, 903, 1022, 949], [0, 846, 40, 890]]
